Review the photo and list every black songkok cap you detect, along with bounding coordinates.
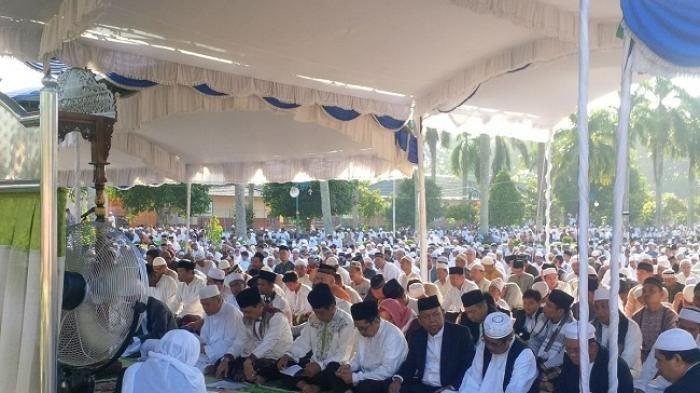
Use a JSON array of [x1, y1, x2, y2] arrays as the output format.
[[417, 295, 441, 312], [282, 271, 298, 283], [548, 289, 574, 311], [449, 266, 465, 275], [461, 290, 485, 307], [176, 260, 195, 271], [257, 270, 277, 283], [236, 287, 262, 309], [637, 262, 654, 273], [317, 263, 338, 275], [382, 279, 405, 299], [307, 283, 335, 309], [370, 274, 385, 289], [643, 276, 664, 290], [351, 300, 379, 321]]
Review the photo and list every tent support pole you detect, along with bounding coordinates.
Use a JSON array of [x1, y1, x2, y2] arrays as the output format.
[[416, 116, 429, 281], [392, 178, 396, 235], [39, 66, 58, 393], [544, 132, 554, 251], [577, 0, 591, 391], [186, 181, 192, 235], [73, 138, 81, 223], [609, 33, 634, 393]]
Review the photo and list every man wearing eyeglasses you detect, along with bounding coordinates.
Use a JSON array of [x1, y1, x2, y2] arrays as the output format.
[[452, 312, 538, 393]]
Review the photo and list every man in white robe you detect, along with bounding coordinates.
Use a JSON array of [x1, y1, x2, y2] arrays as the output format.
[[175, 260, 206, 323], [277, 283, 356, 392], [454, 312, 537, 393], [335, 300, 408, 393], [282, 271, 313, 326], [151, 257, 179, 313], [195, 285, 244, 373], [375, 252, 401, 282], [443, 267, 479, 314], [256, 270, 293, 322]]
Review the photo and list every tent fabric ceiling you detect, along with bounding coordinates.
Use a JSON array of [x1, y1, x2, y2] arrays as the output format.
[[1, 0, 627, 185]]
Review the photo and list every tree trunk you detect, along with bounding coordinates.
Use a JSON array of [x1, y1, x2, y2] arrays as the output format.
[[462, 173, 469, 203], [320, 180, 333, 234], [534, 142, 545, 230], [653, 145, 664, 227], [351, 184, 360, 228], [234, 183, 247, 240], [479, 134, 490, 236], [689, 156, 696, 227], [247, 183, 254, 211], [430, 144, 437, 180]]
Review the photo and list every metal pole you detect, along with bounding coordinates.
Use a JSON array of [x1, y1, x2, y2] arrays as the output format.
[[186, 181, 192, 234], [608, 33, 634, 393], [392, 178, 396, 235], [415, 116, 429, 282], [295, 196, 299, 223], [39, 68, 58, 393], [544, 134, 554, 251], [576, 0, 591, 391], [73, 138, 81, 223]]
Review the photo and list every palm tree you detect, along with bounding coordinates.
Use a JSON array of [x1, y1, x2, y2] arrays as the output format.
[[440, 130, 451, 151], [425, 127, 440, 180], [631, 78, 680, 227], [491, 136, 532, 175], [672, 89, 700, 226], [234, 183, 247, 240], [450, 133, 479, 201]]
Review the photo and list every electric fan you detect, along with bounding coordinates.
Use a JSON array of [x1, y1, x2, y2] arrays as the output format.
[[58, 221, 147, 392]]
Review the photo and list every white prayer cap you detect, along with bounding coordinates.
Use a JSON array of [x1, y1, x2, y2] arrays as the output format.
[[153, 257, 167, 267], [679, 307, 700, 324], [662, 268, 676, 277], [654, 328, 698, 351], [325, 257, 340, 266], [657, 256, 671, 269], [490, 278, 505, 291], [684, 285, 697, 303], [436, 260, 449, 270], [437, 256, 449, 264], [409, 283, 426, 298], [593, 286, 610, 301], [224, 273, 245, 286], [532, 282, 549, 298], [261, 265, 273, 272], [199, 285, 220, 299], [207, 268, 226, 281], [470, 263, 485, 272], [535, 251, 544, 258], [591, 250, 601, 258], [542, 268, 557, 277], [218, 259, 231, 270], [563, 321, 595, 340], [481, 256, 494, 265], [483, 312, 513, 339], [295, 258, 308, 267]]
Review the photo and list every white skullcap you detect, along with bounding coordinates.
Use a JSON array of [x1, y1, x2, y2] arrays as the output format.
[[325, 257, 339, 266], [408, 283, 426, 298], [218, 259, 231, 270], [593, 286, 610, 301], [657, 256, 670, 269], [152, 257, 167, 267], [295, 258, 308, 267], [470, 263, 485, 272], [535, 251, 544, 258], [654, 328, 698, 351], [207, 268, 225, 281], [437, 256, 449, 264], [587, 265, 597, 275], [261, 265, 273, 272], [481, 256, 494, 265], [490, 278, 505, 291], [483, 312, 513, 339], [542, 268, 557, 277], [532, 282, 550, 298], [679, 307, 700, 324], [563, 321, 596, 340], [684, 285, 697, 303], [199, 285, 220, 299], [224, 273, 245, 286]]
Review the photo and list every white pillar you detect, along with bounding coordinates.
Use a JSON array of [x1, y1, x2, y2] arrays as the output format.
[[186, 181, 192, 234], [73, 138, 81, 224], [39, 69, 58, 393], [608, 34, 634, 393], [392, 178, 396, 234], [415, 116, 429, 281], [576, 0, 592, 391], [544, 133, 554, 251]]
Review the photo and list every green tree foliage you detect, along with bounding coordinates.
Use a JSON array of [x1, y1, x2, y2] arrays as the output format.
[[640, 193, 688, 226], [444, 203, 478, 225], [488, 170, 524, 226], [357, 183, 389, 226], [389, 178, 443, 228], [450, 133, 479, 200], [111, 183, 211, 223], [208, 215, 224, 245], [262, 180, 354, 222], [492, 136, 532, 175]]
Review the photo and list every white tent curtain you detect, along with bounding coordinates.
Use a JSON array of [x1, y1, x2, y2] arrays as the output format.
[[0, 191, 65, 393]]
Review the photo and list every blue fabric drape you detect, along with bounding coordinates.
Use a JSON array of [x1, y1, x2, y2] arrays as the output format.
[[621, 0, 700, 67], [193, 84, 227, 96], [263, 96, 301, 109], [322, 106, 361, 122], [105, 73, 158, 89]]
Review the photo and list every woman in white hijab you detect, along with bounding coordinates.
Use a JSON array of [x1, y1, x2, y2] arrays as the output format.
[[121, 329, 206, 393]]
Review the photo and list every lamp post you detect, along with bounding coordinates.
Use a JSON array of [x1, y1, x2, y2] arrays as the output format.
[[289, 186, 300, 223]]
